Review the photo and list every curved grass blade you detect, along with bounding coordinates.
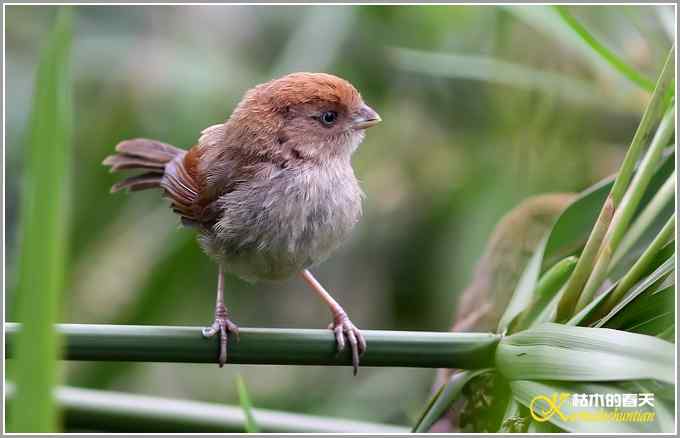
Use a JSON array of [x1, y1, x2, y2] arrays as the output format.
[[624, 306, 673, 336], [554, 6, 654, 91], [569, 254, 673, 327], [496, 323, 674, 384], [235, 375, 260, 433], [595, 255, 674, 329], [412, 369, 491, 432], [9, 8, 73, 433]]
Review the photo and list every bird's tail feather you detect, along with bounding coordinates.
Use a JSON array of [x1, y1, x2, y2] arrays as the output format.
[[103, 139, 184, 193]]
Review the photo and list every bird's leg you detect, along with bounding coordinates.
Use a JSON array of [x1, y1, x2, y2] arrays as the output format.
[[202, 264, 239, 367], [300, 269, 366, 375]]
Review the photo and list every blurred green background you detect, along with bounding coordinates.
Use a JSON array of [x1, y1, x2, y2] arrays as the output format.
[[5, 4, 674, 428]]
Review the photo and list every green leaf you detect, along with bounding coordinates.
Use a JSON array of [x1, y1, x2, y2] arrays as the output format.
[[554, 6, 655, 91], [541, 176, 613, 269], [235, 375, 260, 433], [599, 216, 675, 314], [625, 308, 674, 336], [602, 282, 674, 336], [495, 176, 615, 334], [511, 380, 672, 432], [503, 6, 621, 77], [498, 151, 673, 333], [496, 323, 674, 384], [567, 251, 673, 327], [9, 8, 73, 433], [593, 255, 674, 328], [412, 369, 491, 432], [497, 243, 545, 333]]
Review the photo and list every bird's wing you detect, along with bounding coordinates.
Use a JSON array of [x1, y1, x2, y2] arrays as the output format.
[[162, 123, 246, 227], [163, 122, 292, 228]]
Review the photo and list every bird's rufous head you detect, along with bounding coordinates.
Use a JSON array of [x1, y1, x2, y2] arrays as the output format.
[[228, 72, 381, 161]]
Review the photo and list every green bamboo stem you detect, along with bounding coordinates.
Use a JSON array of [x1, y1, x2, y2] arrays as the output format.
[[555, 47, 675, 321], [575, 109, 675, 312], [600, 214, 675, 316], [611, 171, 675, 268], [4, 323, 500, 369], [5, 383, 408, 433]]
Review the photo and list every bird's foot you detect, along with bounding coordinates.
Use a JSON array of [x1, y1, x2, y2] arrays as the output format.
[[202, 317, 239, 367], [328, 313, 366, 375]]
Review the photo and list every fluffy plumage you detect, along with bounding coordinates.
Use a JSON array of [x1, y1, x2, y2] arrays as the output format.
[[104, 72, 377, 281]]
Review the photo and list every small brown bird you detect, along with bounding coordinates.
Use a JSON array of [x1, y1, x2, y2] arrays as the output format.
[[103, 72, 381, 374]]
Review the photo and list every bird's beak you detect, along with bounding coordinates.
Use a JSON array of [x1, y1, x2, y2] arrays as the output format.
[[353, 104, 381, 130]]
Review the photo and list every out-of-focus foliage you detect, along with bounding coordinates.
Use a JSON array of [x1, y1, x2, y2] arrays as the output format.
[[5, 4, 673, 429], [8, 7, 72, 433]]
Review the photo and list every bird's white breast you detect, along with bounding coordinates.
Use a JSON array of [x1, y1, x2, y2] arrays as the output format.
[[204, 160, 363, 281]]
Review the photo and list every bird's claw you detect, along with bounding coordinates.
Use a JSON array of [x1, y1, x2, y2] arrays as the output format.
[[202, 318, 239, 367], [329, 314, 366, 375]]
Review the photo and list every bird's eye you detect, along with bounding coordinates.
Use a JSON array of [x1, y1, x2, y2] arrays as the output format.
[[320, 111, 338, 126]]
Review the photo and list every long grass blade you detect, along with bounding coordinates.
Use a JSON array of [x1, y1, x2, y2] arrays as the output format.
[[389, 48, 609, 108], [554, 6, 655, 91], [569, 254, 672, 328], [575, 109, 675, 311], [9, 8, 73, 433], [556, 46, 675, 320], [593, 256, 674, 329], [235, 375, 260, 433]]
